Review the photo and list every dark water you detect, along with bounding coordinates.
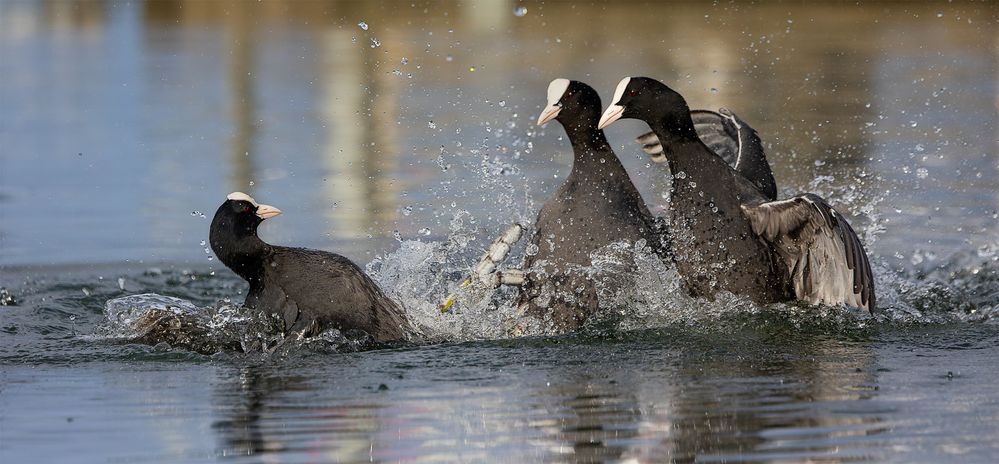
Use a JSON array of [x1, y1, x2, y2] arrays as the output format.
[[2, 1, 998, 462]]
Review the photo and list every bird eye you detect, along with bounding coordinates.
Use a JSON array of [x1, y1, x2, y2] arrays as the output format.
[[628, 89, 637, 97], [242, 206, 250, 213]]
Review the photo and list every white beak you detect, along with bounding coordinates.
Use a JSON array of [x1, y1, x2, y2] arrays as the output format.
[[597, 104, 625, 130], [536, 104, 562, 126], [255, 204, 282, 220]]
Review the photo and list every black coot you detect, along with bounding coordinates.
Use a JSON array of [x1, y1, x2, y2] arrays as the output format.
[[598, 77, 874, 312], [210, 192, 412, 341], [518, 79, 663, 332]]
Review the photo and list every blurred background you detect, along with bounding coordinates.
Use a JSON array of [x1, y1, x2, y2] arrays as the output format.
[[1, 0, 996, 269]]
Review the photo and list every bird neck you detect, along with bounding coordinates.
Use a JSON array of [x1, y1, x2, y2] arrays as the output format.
[[210, 226, 270, 283], [561, 123, 621, 171], [648, 118, 735, 203]]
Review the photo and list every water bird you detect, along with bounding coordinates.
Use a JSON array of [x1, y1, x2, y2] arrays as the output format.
[[210, 192, 412, 341], [598, 77, 875, 312], [517, 78, 664, 332], [636, 107, 778, 200]]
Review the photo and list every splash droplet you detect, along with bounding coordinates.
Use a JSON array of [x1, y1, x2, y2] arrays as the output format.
[[358, 21, 369, 31], [513, 6, 528, 17]]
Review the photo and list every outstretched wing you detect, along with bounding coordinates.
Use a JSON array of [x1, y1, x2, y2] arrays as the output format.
[[637, 108, 777, 200], [742, 194, 875, 312]]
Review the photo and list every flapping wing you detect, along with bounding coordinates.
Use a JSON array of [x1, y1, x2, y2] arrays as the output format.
[[636, 109, 738, 165], [637, 108, 777, 200], [742, 194, 875, 312]]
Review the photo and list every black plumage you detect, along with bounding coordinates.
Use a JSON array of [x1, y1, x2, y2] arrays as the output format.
[[210, 192, 411, 341], [599, 77, 875, 312], [518, 79, 663, 332]]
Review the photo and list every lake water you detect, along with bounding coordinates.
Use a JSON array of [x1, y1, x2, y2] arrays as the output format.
[[1, 1, 998, 462]]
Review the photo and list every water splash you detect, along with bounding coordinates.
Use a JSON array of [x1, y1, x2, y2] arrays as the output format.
[[93, 231, 999, 356]]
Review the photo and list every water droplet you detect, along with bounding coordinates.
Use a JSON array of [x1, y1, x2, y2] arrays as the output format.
[[370, 38, 381, 48], [248, 181, 254, 186], [392, 230, 403, 242], [675, 171, 687, 179], [200, 240, 206, 246], [469, 66, 476, 72], [428, 120, 437, 129], [814, 159, 826, 167], [400, 57, 408, 65], [445, 55, 453, 62], [402, 205, 413, 216], [498, 100, 506, 107], [525, 244, 539, 256], [916, 168, 929, 179], [513, 6, 528, 17], [419, 227, 431, 236], [358, 21, 368, 31], [710, 87, 718, 93]]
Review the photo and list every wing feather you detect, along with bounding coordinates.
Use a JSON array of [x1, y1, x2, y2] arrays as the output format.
[[636, 108, 777, 200], [742, 194, 875, 312]]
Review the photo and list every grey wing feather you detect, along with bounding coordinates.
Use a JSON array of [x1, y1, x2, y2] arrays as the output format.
[[636, 108, 777, 200], [742, 194, 875, 312], [636, 131, 667, 163], [636, 110, 738, 165]]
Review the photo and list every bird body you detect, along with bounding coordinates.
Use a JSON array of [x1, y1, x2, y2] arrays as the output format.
[[210, 192, 411, 342], [645, 128, 790, 303]]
